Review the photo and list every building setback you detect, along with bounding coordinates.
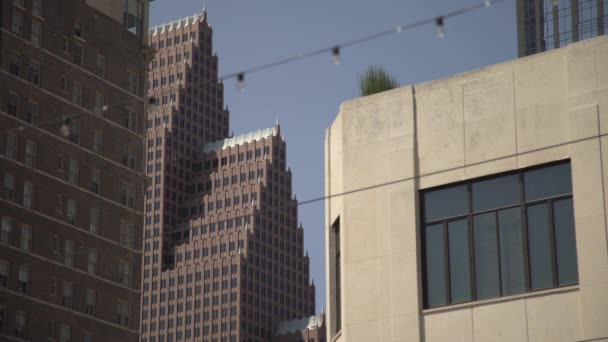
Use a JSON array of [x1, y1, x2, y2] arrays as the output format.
[[0, 0, 151, 341], [516, 0, 607, 57], [325, 36, 608, 342], [272, 313, 326, 342], [142, 11, 315, 342]]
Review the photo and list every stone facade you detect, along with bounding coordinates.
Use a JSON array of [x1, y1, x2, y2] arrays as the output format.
[[0, 0, 150, 341], [325, 35, 608, 342]]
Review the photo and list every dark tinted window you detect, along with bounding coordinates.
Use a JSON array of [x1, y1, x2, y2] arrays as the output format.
[[423, 185, 467, 222], [473, 174, 519, 212], [524, 163, 572, 201], [424, 224, 447, 307], [421, 161, 577, 308]]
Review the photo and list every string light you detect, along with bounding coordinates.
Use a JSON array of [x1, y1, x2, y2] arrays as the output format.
[[237, 72, 246, 92], [435, 17, 445, 39], [219, 0, 503, 85], [332, 46, 340, 65]]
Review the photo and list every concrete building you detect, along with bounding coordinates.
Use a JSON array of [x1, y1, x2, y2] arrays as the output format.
[[272, 313, 326, 342], [517, 0, 607, 56], [325, 35, 608, 342], [0, 0, 151, 341], [141, 11, 316, 341]]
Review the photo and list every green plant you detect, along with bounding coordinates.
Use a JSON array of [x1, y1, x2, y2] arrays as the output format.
[[358, 65, 399, 96]]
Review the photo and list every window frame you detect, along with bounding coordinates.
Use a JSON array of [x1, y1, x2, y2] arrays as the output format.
[[420, 160, 578, 309]]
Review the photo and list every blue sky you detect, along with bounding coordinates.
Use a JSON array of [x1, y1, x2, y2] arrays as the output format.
[[150, 0, 517, 314]]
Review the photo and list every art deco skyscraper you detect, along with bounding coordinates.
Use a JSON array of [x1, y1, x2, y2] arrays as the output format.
[[142, 10, 315, 342]]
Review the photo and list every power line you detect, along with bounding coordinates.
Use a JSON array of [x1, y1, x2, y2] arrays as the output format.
[[219, 0, 504, 85], [4, 126, 606, 255]]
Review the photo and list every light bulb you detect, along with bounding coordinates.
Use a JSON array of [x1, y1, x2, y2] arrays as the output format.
[[435, 17, 445, 39], [332, 46, 340, 65], [236, 73, 245, 92]]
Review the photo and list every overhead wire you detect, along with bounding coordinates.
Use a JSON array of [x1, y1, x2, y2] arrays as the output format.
[[220, 0, 505, 84]]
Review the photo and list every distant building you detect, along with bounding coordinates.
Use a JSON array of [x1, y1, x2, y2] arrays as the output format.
[[516, 0, 607, 56], [141, 10, 316, 342], [273, 313, 326, 342], [325, 36, 608, 342], [0, 0, 151, 341]]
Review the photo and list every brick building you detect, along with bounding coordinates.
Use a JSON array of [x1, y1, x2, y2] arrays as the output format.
[[0, 0, 150, 341], [141, 11, 316, 342]]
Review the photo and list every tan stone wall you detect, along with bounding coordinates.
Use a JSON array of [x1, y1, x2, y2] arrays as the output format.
[[326, 35, 608, 342]]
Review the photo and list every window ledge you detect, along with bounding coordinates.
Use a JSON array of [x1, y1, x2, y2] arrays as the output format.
[[331, 330, 343, 342], [422, 285, 579, 314]]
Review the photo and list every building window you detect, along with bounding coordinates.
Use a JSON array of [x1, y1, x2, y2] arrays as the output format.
[[62, 282, 73, 308], [7, 92, 19, 116], [25, 140, 36, 168], [59, 324, 71, 342], [93, 131, 103, 153], [74, 22, 82, 37], [128, 71, 140, 95], [31, 20, 41, 46], [32, 0, 43, 16], [72, 82, 82, 105], [123, 147, 137, 169], [421, 161, 578, 308], [124, 108, 138, 131], [20, 224, 31, 251], [0, 260, 8, 287], [64, 240, 75, 267], [124, 0, 144, 36], [60, 75, 68, 91], [23, 181, 34, 208], [119, 261, 132, 287], [68, 159, 79, 185], [94, 92, 105, 114], [5, 134, 17, 159], [86, 289, 96, 315], [332, 218, 341, 334], [3, 174, 15, 201], [90, 207, 99, 234], [15, 311, 26, 338], [70, 120, 81, 144], [12, 9, 23, 36], [87, 249, 97, 274], [27, 101, 39, 125], [48, 320, 55, 338], [117, 301, 131, 327], [17, 266, 29, 293], [95, 53, 106, 78], [66, 199, 77, 225], [0, 306, 5, 334], [91, 169, 101, 194], [120, 222, 134, 248], [121, 183, 135, 208], [28, 62, 40, 85], [73, 42, 83, 66]]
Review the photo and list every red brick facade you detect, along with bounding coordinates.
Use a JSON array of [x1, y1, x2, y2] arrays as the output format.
[[141, 11, 315, 342], [0, 0, 149, 341]]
